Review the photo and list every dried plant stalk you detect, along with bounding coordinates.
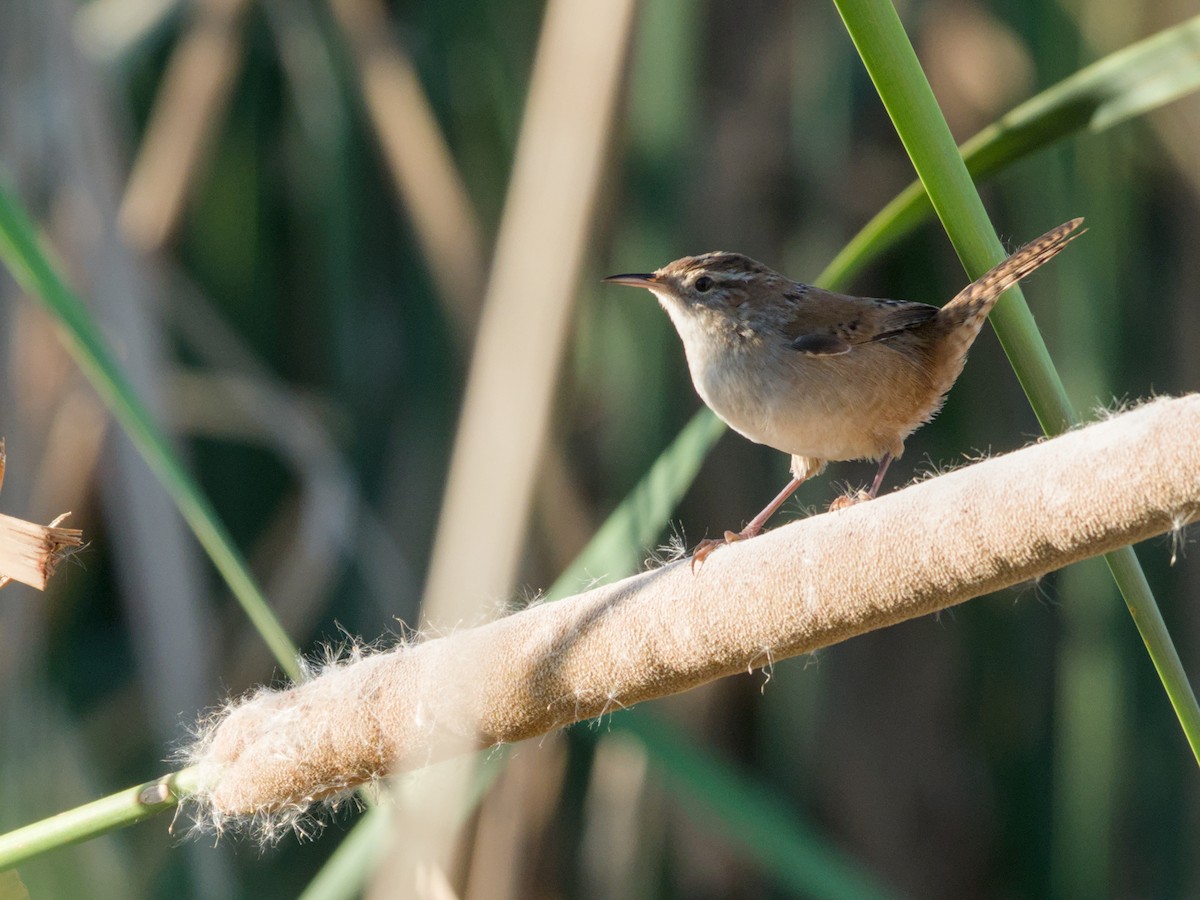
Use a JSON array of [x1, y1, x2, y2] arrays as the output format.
[[191, 396, 1200, 826], [0, 511, 82, 591], [0, 441, 82, 590], [0, 440, 82, 590]]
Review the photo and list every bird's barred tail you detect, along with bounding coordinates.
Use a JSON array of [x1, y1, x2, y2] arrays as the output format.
[[940, 218, 1085, 328]]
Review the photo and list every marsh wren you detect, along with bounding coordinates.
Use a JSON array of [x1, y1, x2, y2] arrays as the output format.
[[605, 218, 1084, 564]]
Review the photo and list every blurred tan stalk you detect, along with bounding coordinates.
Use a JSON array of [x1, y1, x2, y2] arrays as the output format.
[[323, 0, 598, 576], [192, 395, 1200, 820], [118, 0, 250, 250], [421, 0, 635, 627], [328, 0, 486, 335], [370, 0, 637, 892]]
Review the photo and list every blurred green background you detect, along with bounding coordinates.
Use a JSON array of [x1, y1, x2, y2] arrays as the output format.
[[1, 0, 1198, 897]]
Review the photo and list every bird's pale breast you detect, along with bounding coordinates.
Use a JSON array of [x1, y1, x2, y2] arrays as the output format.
[[694, 336, 941, 463]]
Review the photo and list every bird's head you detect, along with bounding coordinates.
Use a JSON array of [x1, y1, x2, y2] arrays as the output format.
[[603, 252, 783, 319]]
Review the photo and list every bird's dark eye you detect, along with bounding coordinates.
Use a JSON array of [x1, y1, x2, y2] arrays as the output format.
[[694, 275, 714, 293]]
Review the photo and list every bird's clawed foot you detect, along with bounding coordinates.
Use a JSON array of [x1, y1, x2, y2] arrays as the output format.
[[828, 489, 872, 512], [690, 529, 750, 572]]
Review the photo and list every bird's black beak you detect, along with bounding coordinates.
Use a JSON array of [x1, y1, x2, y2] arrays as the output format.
[[602, 273, 658, 288]]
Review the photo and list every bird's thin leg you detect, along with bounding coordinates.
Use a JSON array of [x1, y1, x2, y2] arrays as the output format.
[[692, 476, 805, 569], [868, 452, 894, 499], [734, 475, 806, 539]]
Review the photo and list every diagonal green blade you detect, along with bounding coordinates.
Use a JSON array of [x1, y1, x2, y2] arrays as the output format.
[[820, 13, 1200, 292], [0, 187, 299, 678], [832, 0, 1200, 763]]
